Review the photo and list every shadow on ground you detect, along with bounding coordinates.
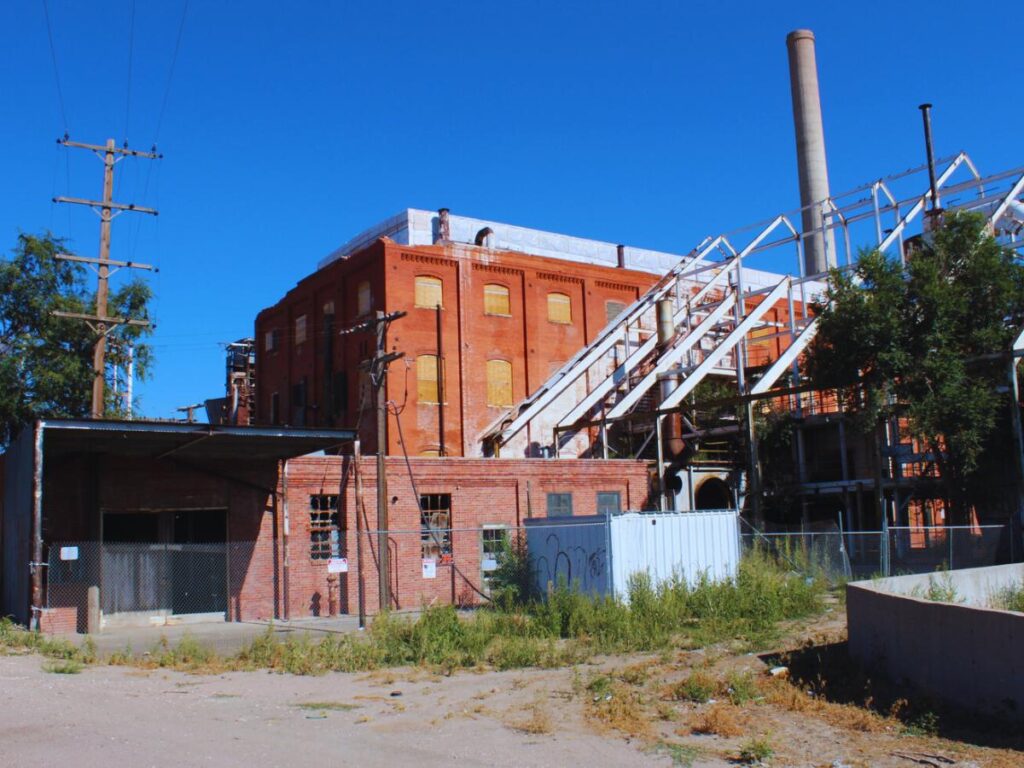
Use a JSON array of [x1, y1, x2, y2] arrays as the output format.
[[761, 640, 1024, 753]]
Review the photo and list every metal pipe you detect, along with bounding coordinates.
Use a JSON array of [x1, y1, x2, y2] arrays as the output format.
[[282, 458, 290, 621], [353, 440, 366, 629], [436, 304, 445, 456], [30, 421, 45, 631], [786, 29, 837, 275], [919, 104, 941, 210]]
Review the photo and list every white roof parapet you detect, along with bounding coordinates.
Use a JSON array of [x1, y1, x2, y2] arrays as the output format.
[[316, 208, 786, 289]]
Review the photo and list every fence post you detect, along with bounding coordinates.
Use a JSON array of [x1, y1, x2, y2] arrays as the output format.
[[881, 517, 890, 576], [949, 528, 954, 571]]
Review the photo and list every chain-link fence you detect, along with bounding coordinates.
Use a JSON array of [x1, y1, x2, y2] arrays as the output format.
[[42, 519, 1021, 631], [46, 541, 233, 632], [741, 523, 1019, 583]]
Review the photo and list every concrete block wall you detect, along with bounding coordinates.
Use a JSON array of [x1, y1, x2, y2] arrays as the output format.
[[847, 564, 1024, 721]]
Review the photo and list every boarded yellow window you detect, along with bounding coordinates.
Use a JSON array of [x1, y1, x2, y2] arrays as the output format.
[[486, 359, 513, 407], [294, 314, 307, 345], [484, 283, 511, 316], [415, 276, 443, 309], [417, 354, 440, 403], [357, 281, 372, 316], [547, 292, 572, 324]]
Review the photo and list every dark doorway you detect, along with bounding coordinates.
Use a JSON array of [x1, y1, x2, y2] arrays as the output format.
[[101, 509, 227, 619], [695, 478, 733, 510], [171, 510, 227, 615]]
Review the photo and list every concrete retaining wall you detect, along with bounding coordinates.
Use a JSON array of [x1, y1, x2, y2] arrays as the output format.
[[847, 564, 1024, 720]]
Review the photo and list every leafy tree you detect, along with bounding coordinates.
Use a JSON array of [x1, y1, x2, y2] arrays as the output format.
[[805, 211, 1024, 523], [0, 233, 154, 445]]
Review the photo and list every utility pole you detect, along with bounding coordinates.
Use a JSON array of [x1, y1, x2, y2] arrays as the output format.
[[342, 309, 406, 612], [53, 136, 160, 418]]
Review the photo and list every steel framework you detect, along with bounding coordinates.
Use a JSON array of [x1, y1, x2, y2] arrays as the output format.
[[480, 155, 1024, 501]]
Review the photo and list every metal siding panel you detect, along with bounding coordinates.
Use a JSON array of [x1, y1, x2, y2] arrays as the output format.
[[607, 511, 739, 597]]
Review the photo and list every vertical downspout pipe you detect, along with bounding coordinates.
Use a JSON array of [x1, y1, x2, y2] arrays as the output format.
[[787, 29, 836, 276], [436, 304, 445, 456], [30, 421, 45, 632], [282, 458, 290, 621], [353, 440, 366, 629]]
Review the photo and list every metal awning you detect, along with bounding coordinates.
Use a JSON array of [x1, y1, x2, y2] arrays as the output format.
[[38, 419, 356, 463]]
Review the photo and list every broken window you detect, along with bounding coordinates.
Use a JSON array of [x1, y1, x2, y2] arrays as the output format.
[[420, 493, 452, 561], [480, 526, 509, 595], [309, 494, 340, 560]]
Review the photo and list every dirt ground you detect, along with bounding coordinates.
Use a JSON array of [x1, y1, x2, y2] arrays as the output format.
[[2, 605, 1021, 767]]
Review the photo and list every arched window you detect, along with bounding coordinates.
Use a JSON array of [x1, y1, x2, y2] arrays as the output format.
[[419, 448, 441, 457], [547, 292, 572, 324], [484, 283, 511, 316], [415, 276, 443, 309], [486, 359, 513, 407], [417, 354, 440, 404], [357, 280, 372, 316]]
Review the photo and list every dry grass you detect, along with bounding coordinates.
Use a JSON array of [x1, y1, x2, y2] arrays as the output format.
[[507, 702, 553, 735], [690, 703, 743, 737], [761, 673, 886, 732], [586, 681, 653, 738]]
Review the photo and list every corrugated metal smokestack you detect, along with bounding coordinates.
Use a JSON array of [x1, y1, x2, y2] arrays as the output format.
[[787, 29, 836, 276]]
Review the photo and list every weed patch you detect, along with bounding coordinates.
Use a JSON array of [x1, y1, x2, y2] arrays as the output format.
[[690, 703, 743, 737], [738, 734, 775, 764], [42, 658, 84, 674]]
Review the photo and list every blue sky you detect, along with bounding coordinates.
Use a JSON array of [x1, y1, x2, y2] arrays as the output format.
[[2, 1, 1021, 418]]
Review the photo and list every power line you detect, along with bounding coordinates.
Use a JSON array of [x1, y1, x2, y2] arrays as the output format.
[[153, 0, 190, 145], [123, 0, 136, 146], [41, 0, 69, 131]]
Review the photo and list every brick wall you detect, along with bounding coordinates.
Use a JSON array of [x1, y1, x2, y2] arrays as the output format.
[[281, 456, 652, 617], [254, 239, 657, 457]]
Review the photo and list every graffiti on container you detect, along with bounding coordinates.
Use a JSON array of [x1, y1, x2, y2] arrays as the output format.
[[533, 531, 608, 594]]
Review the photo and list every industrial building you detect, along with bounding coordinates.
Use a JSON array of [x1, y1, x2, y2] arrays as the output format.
[[4, 29, 1024, 634]]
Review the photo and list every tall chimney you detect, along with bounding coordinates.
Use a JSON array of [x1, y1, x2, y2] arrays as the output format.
[[787, 29, 836, 276]]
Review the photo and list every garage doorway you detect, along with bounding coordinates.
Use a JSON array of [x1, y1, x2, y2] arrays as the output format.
[[102, 509, 227, 627]]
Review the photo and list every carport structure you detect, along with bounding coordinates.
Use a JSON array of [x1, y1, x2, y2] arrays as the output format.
[[1, 419, 354, 633]]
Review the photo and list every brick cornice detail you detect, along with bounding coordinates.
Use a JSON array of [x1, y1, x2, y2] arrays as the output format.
[[472, 263, 524, 278], [400, 252, 457, 268], [595, 279, 638, 292], [535, 271, 584, 285]]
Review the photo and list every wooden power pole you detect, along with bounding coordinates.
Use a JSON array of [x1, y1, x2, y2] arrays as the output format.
[[53, 136, 160, 418], [341, 309, 406, 612]]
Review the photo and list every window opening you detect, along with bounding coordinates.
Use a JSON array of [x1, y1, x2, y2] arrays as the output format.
[[309, 494, 340, 560], [420, 493, 452, 561]]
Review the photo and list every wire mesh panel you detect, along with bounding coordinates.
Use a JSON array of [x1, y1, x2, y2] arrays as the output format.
[[887, 525, 1011, 574], [46, 541, 229, 630]]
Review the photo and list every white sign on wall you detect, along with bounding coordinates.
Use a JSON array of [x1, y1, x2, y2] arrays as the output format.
[[327, 558, 348, 574], [59, 546, 79, 561], [421, 558, 437, 579]]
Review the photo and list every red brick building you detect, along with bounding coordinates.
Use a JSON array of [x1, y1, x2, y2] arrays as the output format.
[[256, 218, 661, 457], [1, 420, 649, 632]]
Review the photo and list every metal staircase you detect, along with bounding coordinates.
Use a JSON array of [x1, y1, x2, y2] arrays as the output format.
[[480, 153, 1024, 460]]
